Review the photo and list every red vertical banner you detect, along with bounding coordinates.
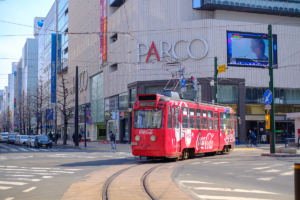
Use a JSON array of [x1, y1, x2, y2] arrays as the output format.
[[100, 0, 104, 65], [103, 0, 107, 61]]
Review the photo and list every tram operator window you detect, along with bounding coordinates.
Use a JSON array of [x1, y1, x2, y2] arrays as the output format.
[[214, 113, 219, 130], [176, 107, 180, 128], [172, 107, 176, 128], [202, 109, 208, 130], [168, 106, 172, 129], [182, 107, 189, 129], [133, 110, 162, 129], [196, 109, 201, 130], [189, 108, 195, 129]]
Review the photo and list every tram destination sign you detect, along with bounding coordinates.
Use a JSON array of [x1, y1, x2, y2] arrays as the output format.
[[139, 102, 155, 107]]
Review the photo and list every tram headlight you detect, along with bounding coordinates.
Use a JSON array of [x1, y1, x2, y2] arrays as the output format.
[[135, 135, 141, 141], [150, 135, 156, 142]]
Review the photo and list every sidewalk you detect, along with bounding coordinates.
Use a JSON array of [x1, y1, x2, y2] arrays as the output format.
[[53, 139, 132, 152]]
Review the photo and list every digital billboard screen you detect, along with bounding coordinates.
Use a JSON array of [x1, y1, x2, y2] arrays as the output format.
[[227, 31, 277, 68]]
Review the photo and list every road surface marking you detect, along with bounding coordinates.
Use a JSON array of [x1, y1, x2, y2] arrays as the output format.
[[0, 181, 27, 185], [180, 180, 213, 184], [65, 169, 82, 171], [42, 176, 53, 178], [213, 162, 229, 164], [10, 149, 18, 152], [168, 166, 174, 168], [252, 163, 267, 166], [0, 178, 40, 182], [197, 195, 272, 200], [18, 148, 29, 152], [23, 187, 36, 192], [280, 171, 294, 176], [103, 156, 113, 157], [29, 149, 38, 151], [0, 149, 8, 152], [5, 175, 34, 177], [39, 149, 49, 151], [191, 162, 200, 164], [0, 186, 12, 190], [50, 171, 74, 174], [4, 198, 14, 200], [194, 187, 277, 194], [263, 169, 281, 173], [257, 177, 274, 181], [253, 167, 270, 170], [203, 161, 210, 163]]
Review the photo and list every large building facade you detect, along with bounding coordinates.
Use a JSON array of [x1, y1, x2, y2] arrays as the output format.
[[62, 0, 300, 143]]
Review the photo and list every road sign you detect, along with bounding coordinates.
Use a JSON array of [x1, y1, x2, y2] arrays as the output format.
[[265, 105, 271, 109], [181, 78, 186, 88], [264, 90, 272, 105], [218, 64, 226, 74]]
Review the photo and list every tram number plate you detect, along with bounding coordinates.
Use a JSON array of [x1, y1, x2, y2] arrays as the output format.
[[131, 142, 138, 146], [139, 102, 155, 107]]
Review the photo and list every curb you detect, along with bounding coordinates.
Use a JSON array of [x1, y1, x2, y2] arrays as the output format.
[[52, 144, 83, 149], [261, 153, 300, 157]]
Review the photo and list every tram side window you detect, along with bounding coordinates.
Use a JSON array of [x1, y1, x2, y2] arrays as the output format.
[[176, 107, 180, 128], [208, 110, 213, 118], [168, 106, 172, 129], [208, 119, 213, 130], [221, 119, 226, 130], [182, 116, 189, 129], [196, 118, 201, 130], [202, 118, 208, 130], [214, 112, 218, 130], [189, 108, 195, 116], [172, 107, 176, 128], [182, 107, 188, 115], [196, 109, 201, 117], [227, 118, 231, 130], [202, 109, 207, 117], [189, 117, 195, 129]]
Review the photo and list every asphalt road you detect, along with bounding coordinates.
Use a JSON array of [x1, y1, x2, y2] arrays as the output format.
[[0, 142, 134, 200], [172, 148, 297, 200]]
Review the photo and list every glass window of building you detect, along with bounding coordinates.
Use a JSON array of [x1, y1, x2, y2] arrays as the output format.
[[119, 92, 128, 109], [90, 73, 104, 123], [130, 89, 136, 107], [218, 85, 238, 103]]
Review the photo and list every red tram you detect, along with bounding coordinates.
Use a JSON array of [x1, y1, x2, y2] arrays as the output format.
[[131, 92, 236, 160]]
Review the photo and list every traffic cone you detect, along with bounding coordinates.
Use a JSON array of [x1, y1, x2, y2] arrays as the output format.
[[107, 140, 109, 144], [103, 140, 104, 144]]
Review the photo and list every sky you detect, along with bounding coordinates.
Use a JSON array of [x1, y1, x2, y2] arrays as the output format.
[[0, 0, 55, 90]]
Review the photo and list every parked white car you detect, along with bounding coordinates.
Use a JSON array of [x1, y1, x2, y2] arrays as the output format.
[[16, 135, 29, 146], [0, 133, 8, 143], [27, 135, 35, 148]]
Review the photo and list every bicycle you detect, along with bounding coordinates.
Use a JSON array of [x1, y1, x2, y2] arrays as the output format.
[[246, 138, 261, 147]]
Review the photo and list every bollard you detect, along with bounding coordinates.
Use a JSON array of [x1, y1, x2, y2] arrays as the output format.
[[102, 140, 104, 144], [295, 163, 300, 200]]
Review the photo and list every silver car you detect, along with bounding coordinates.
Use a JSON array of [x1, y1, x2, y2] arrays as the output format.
[[17, 135, 29, 146], [27, 136, 35, 148], [0, 133, 9, 143]]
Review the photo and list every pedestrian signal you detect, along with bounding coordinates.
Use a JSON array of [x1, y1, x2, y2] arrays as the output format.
[[119, 111, 124, 120]]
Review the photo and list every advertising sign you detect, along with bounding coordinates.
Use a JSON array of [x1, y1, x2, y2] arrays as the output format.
[[227, 31, 277, 68], [87, 110, 92, 125], [218, 64, 226, 73], [103, 0, 107, 61], [51, 34, 56, 103], [100, 0, 104, 65]]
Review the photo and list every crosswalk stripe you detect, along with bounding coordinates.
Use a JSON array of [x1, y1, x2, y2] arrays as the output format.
[[4, 197, 14, 200], [0, 181, 27, 185], [0, 186, 12, 190], [10, 149, 18, 152], [5, 175, 34, 177], [0, 149, 8, 152], [194, 187, 277, 194], [18, 148, 29, 152], [39, 149, 49, 151], [23, 187, 36, 192], [280, 171, 294, 176], [0, 177, 40, 182], [28, 149, 38, 151], [197, 195, 272, 200]]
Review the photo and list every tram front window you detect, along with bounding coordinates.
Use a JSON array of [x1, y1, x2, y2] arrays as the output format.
[[134, 110, 162, 129]]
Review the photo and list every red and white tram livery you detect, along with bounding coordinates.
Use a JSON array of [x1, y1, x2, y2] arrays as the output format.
[[131, 92, 236, 160]]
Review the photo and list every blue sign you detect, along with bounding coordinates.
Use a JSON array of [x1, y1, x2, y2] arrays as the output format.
[[51, 34, 56, 103], [37, 19, 44, 27], [181, 78, 186, 88], [264, 90, 272, 105], [48, 109, 53, 120]]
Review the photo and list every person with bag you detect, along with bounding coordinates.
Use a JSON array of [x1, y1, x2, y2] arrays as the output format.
[[110, 131, 115, 149]]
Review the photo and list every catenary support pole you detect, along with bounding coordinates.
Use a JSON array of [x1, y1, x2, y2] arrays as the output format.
[[75, 66, 79, 146], [295, 163, 300, 200], [84, 106, 86, 147], [114, 98, 117, 150], [214, 57, 218, 105], [268, 24, 275, 154]]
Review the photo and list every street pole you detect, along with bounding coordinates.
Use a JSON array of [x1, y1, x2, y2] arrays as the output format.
[[55, 104, 57, 144], [75, 66, 79, 146], [84, 106, 86, 147], [114, 98, 117, 150], [214, 57, 218, 105], [268, 24, 275, 154]]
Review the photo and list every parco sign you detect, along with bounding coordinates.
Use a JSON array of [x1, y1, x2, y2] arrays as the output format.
[[137, 38, 209, 62]]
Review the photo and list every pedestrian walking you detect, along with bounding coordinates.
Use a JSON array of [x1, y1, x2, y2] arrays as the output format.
[[72, 132, 75, 144], [55, 132, 58, 144], [110, 131, 115, 149], [49, 132, 53, 140], [78, 133, 82, 143]]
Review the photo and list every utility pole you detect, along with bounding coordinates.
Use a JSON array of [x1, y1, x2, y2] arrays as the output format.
[[214, 57, 218, 105], [114, 98, 117, 150], [268, 24, 275, 154], [75, 66, 79, 146]]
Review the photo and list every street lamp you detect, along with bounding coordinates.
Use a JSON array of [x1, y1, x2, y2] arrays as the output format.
[[81, 104, 88, 147]]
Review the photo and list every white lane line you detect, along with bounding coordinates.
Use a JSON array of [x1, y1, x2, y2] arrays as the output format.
[[65, 169, 82, 171], [18, 148, 29, 152], [213, 162, 229, 164], [263, 169, 281, 173], [197, 195, 272, 200], [257, 177, 274, 181], [180, 180, 213, 184], [0, 171, 58, 175], [0, 168, 47, 172], [194, 187, 278, 194], [5, 198, 14, 200], [42, 176, 53, 178], [0, 186, 12, 190], [280, 171, 294, 176], [0, 178, 40, 182], [0, 181, 27, 185], [253, 167, 270, 170], [50, 171, 74, 174], [5, 175, 34, 177], [23, 187, 36, 192]]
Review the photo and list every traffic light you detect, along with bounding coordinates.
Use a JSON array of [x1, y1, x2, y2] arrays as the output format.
[[191, 76, 197, 90], [119, 111, 124, 120]]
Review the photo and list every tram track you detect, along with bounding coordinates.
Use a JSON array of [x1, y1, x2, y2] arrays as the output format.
[[102, 163, 165, 200]]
